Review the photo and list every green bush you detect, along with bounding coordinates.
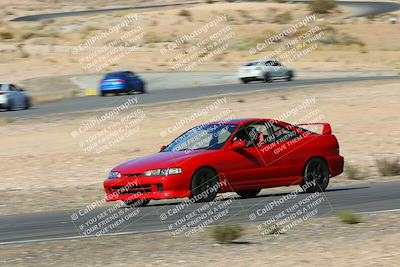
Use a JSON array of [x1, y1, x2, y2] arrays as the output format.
[[178, 9, 191, 17], [19, 50, 30, 58], [0, 117, 15, 125], [264, 223, 282, 235], [376, 158, 400, 176], [344, 163, 364, 180], [211, 224, 243, 244], [0, 31, 14, 40], [309, 0, 337, 14], [340, 33, 365, 47], [19, 31, 36, 41], [272, 11, 293, 24], [336, 211, 361, 224], [366, 13, 378, 20], [358, 46, 368, 54], [319, 32, 340, 45]]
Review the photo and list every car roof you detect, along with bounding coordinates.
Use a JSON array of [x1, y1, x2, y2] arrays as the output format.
[[107, 71, 131, 74], [245, 60, 277, 65], [246, 61, 263, 65], [208, 118, 273, 125], [249, 60, 276, 63]]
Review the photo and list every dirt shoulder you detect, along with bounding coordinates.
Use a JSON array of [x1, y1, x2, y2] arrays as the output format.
[[1, 211, 399, 266], [0, 79, 399, 215]]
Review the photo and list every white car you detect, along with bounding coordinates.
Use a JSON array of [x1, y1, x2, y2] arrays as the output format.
[[0, 83, 31, 111], [238, 60, 294, 83]]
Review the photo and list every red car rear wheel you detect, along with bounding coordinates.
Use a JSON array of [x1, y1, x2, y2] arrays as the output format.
[[302, 158, 330, 193]]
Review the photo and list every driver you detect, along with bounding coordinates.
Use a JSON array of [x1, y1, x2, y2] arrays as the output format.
[[246, 126, 259, 147], [233, 126, 260, 147]]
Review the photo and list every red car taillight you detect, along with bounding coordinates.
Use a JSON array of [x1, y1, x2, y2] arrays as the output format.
[[116, 79, 126, 83], [335, 138, 340, 154]]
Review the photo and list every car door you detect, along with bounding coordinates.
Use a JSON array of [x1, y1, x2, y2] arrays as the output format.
[[7, 84, 21, 108], [264, 60, 276, 77], [253, 122, 287, 183], [268, 121, 307, 182], [126, 72, 139, 90], [12, 84, 25, 108], [14, 85, 27, 107], [271, 61, 286, 78], [218, 122, 283, 189]]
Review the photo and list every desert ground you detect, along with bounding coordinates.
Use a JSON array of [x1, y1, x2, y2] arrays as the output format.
[[0, 2, 399, 84], [0, 1, 400, 265], [0, 79, 399, 215], [1, 211, 399, 266]]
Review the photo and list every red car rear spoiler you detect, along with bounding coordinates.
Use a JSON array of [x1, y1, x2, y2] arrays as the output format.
[[296, 123, 332, 135]]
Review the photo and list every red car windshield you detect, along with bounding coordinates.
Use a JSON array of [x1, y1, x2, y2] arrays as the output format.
[[163, 124, 237, 152]]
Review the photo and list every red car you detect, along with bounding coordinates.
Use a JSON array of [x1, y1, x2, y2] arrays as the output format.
[[104, 119, 344, 207]]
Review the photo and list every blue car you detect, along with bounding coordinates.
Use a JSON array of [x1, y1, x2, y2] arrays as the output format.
[[98, 71, 145, 96]]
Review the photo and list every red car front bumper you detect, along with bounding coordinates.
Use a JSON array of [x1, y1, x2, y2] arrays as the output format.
[[103, 175, 191, 202]]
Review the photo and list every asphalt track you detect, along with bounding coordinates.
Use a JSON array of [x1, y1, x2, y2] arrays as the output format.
[[10, 1, 400, 21], [337, 1, 400, 17], [1, 76, 399, 119], [0, 181, 399, 245], [10, 1, 201, 21], [293, 0, 400, 17]]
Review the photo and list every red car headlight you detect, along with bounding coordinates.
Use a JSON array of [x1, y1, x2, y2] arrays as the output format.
[[108, 171, 121, 179], [143, 168, 182, 176]]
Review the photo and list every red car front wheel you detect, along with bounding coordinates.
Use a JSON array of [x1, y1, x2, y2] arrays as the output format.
[[190, 168, 218, 203]]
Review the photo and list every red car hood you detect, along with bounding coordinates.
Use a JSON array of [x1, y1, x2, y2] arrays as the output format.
[[113, 150, 214, 174]]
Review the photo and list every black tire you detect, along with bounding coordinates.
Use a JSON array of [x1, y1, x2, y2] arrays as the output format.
[[302, 158, 330, 193], [190, 168, 219, 202], [286, 71, 293, 81], [124, 199, 150, 207], [236, 189, 261, 198], [100, 92, 106, 97], [263, 73, 271, 83], [6, 99, 13, 111], [241, 78, 248, 84], [24, 97, 31, 109]]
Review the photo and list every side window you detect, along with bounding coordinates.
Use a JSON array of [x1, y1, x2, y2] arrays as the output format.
[[265, 61, 273, 67], [9, 84, 17, 91], [233, 123, 275, 147], [217, 127, 232, 144], [270, 123, 300, 143]]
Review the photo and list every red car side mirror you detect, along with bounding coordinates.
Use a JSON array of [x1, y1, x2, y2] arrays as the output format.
[[160, 145, 167, 152], [230, 140, 246, 151]]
